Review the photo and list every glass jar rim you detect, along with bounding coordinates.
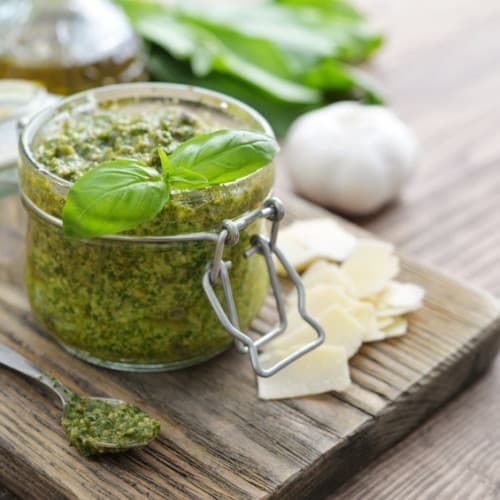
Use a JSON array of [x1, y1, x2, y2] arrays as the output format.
[[19, 82, 275, 193]]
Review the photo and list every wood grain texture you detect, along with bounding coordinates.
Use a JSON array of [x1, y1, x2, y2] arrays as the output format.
[[315, 0, 500, 497], [0, 189, 499, 498], [3, 0, 500, 496]]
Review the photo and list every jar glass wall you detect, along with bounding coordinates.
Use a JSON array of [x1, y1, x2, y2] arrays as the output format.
[[19, 83, 275, 371]]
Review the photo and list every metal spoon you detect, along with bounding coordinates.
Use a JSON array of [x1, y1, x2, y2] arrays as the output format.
[[0, 343, 159, 454]]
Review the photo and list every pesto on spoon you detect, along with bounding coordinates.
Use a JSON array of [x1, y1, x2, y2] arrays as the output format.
[[0, 343, 160, 456]]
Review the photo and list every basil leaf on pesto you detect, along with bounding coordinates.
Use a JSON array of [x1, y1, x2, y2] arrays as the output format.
[[158, 147, 208, 190], [169, 129, 279, 185], [63, 160, 169, 239], [170, 168, 209, 188], [158, 148, 173, 178], [62, 129, 278, 239]]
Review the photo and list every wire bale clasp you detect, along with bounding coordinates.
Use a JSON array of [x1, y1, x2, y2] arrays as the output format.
[[202, 197, 325, 377]]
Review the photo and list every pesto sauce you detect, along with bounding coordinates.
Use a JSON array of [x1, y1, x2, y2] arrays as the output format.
[[61, 395, 160, 456], [34, 107, 204, 181], [22, 103, 273, 368]]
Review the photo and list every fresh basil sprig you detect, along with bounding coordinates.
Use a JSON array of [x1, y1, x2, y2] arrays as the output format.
[[62, 129, 279, 239], [169, 129, 279, 185], [61, 160, 170, 239]]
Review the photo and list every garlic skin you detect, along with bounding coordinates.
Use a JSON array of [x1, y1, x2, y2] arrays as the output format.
[[283, 102, 418, 215]]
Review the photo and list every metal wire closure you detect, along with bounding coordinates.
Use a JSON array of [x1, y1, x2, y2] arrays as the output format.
[[21, 190, 325, 377], [202, 197, 325, 377]]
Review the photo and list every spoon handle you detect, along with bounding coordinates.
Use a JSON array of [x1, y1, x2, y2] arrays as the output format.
[[0, 343, 71, 405]]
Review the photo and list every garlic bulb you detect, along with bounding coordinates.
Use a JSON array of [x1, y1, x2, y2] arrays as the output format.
[[283, 102, 418, 215]]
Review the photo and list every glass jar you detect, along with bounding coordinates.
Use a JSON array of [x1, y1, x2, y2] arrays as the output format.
[[19, 83, 275, 371], [0, 0, 145, 95], [0, 79, 59, 197]]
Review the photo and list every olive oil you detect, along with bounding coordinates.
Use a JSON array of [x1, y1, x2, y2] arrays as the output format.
[[0, 0, 146, 95]]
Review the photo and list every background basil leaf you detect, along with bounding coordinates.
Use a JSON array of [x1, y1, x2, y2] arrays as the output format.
[[63, 160, 169, 239], [169, 129, 279, 185], [115, 0, 320, 104], [114, 0, 384, 136], [273, 0, 363, 21], [146, 44, 315, 137], [301, 59, 383, 104]]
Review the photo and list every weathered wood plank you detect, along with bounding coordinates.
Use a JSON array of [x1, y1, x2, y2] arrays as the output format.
[[0, 189, 499, 498], [2, 0, 500, 497], [323, 0, 500, 496]]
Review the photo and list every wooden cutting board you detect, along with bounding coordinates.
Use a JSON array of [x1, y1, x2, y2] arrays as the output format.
[[1, 190, 499, 499]]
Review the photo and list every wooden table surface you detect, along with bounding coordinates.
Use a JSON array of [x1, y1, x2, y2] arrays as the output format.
[[2, 0, 500, 498], [326, 0, 500, 497]]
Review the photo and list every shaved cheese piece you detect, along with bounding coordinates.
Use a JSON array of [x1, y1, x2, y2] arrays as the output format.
[[274, 218, 357, 276], [374, 283, 425, 318], [373, 281, 425, 316], [363, 329, 386, 342], [257, 345, 351, 399], [265, 305, 363, 358], [288, 219, 357, 262], [382, 317, 408, 338], [377, 305, 422, 317], [349, 302, 379, 341], [369, 314, 406, 342], [274, 231, 318, 277], [287, 285, 378, 342], [287, 285, 361, 330], [376, 316, 396, 329], [258, 215, 424, 400], [300, 260, 355, 294], [342, 239, 399, 298]]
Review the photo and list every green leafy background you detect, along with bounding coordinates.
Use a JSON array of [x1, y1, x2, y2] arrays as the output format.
[[115, 0, 384, 136]]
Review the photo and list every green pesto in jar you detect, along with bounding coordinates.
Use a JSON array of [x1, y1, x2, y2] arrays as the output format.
[[35, 106, 207, 181], [61, 395, 160, 456], [22, 99, 274, 369]]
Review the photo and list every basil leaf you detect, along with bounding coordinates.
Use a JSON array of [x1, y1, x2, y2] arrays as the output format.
[[158, 147, 209, 190], [62, 130, 278, 239], [301, 59, 384, 104], [171, 168, 209, 190], [146, 44, 315, 137], [158, 147, 173, 177], [169, 129, 279, 185], [117, 0, 321, 104], [273, 0, 363, 21], [117, 0, 384, 135], [63, 160, 169, 239]]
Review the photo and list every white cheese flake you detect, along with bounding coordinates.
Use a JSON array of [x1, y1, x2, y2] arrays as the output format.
[[342, 239, 399, 298], [266, 305, 363, 358], [382, 317, 408, 338], [257, 345, 351, 400], [275, 219, 357, 276], [373, 281, 425, 316], [300, 259, 355, 294], [259, 217, 425, 399]]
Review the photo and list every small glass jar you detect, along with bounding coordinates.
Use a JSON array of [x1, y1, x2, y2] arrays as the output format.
[[19, 83, 275, 371], [0, 0, 145, 95], [0, 79, 59, 196]]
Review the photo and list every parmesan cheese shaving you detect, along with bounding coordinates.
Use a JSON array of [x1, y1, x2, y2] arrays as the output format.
[[257, 345, 351, 399]]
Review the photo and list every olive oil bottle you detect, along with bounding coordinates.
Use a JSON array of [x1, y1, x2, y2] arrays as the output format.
[[0, 0, 146, 95]]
